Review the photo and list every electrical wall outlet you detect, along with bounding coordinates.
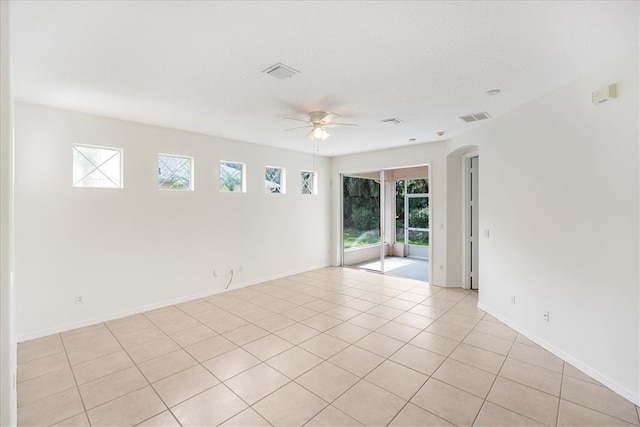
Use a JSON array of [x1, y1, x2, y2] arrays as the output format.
[[543, 310, 550, 322], [510, 296, 516, 304], [76, 295, 84, 304]]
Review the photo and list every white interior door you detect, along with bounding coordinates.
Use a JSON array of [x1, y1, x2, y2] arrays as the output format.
[[469, 156, 479, 289]]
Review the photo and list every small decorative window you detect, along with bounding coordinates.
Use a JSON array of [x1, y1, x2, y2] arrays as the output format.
[[265, 166, 285, 194], [301, 170, 317, 195], [158, 154, 193, 191], [220, 161, 246, 192], [73, 144, 123, 188]]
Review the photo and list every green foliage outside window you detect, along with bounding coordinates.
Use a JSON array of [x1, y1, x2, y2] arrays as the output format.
[[220, 162, 243, 192]]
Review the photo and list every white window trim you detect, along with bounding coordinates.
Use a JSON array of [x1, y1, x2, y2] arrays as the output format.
[[158, 153, 195, 191], [265, 165, 286, 194], [301, 170, 318, 195], [73, 143, 123, 189], [219, 161, 246, 193]]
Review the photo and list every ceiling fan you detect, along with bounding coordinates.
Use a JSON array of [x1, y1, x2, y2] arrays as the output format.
[[284, 111, 357, 141]]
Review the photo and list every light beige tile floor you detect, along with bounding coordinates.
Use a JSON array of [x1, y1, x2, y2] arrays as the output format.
[[16, 267, 640, 426]]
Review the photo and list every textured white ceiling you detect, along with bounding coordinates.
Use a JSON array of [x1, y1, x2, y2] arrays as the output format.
[[9, 1, 639, 156]]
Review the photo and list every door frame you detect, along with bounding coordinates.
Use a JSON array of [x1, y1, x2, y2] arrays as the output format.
[[463, 152, 479, 290], [405, 192, 430, 259]]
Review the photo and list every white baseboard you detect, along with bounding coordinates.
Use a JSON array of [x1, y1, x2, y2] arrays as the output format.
[[430, 281, 462, 288], [17, 263, 329, 342], [478, 302, 640, 406]]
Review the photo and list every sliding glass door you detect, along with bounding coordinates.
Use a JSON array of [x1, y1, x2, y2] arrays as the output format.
[[406, 193, 429, 259], [341, 167, 430, 282], [342, 172, 384, 272]]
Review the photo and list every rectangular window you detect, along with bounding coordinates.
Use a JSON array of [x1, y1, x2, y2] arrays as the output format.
[[301, 170, 317, 195], [265, 166, 285, 194], [158, 154, 193, 191], [220, 161, 246, 192], [73, 144, 123, 188]]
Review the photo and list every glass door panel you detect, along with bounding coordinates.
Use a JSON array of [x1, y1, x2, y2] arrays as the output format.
[[342, 174, 383, 272], [395, 180, 405, 245], [406, 194, 429, 259]]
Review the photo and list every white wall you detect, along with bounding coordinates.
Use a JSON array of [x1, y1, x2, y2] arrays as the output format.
[[1, 0, 17, 424], [330, 52, 639, 404], [14, 103, 331, 340], [330, 142, 452, 286], [449, 52, 639, 404], [11, 47, 639, 411]]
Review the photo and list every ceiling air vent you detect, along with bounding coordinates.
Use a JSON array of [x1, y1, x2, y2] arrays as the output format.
[[263, 63, 300, 80], [381, 118, 404, 125], [459, 112, 492, 123]]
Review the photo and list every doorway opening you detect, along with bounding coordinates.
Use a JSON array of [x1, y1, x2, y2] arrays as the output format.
[[341, 166, 430, 282]]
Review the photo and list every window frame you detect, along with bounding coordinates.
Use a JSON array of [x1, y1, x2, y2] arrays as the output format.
[[157, 153, 195, 191], [72, 143, 124, 189], [265, 165, 286, 194], [301, 170, 318, 195], [219, 160, 246, 193]]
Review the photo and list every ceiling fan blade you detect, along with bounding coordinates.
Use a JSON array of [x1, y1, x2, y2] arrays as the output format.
[[325, 122, 358, 128], [322, 112, 340, 122], [284, 117, 310, 124], [284, 125, 312, 132]]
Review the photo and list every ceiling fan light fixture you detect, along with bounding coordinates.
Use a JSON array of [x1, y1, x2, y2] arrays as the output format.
[[310, 126, 330, 141]]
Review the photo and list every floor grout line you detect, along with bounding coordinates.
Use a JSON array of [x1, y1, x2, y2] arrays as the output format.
[[16, 267, 638, 427]]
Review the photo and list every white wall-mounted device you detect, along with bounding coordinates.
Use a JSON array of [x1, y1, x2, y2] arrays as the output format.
[[592, 83, 617, 104]]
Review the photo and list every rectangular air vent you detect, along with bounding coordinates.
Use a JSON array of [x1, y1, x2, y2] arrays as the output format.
[[459, 112, 492, 122], [381, 118, 404, 125], [263, 63, 300, 80]]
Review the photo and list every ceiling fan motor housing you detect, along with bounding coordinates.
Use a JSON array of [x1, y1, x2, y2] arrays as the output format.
[[309, 111, 330, 125]]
